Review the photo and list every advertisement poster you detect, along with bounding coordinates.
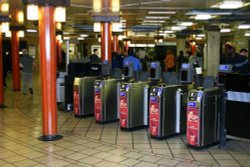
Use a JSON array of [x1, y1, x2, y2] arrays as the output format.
[[149, 99, 160, 137], [186, 106, 200, 146], [94, 90, 102, 121], [73, 87, 79, 115], [120, 95, 128, 128]]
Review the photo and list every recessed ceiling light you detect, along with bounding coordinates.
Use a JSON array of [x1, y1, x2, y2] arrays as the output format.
[[143, 20, 165, 23], [78, 37, 85, 40], [179, 22, 193, 26], [63, 37, 70, 40], [148, 11, 176, 15], [195, 14, 212, 20], [245, 32, 250, 36], [63, 32, 71, 35], [220, 28, 231, 33], [80, 34, 88, 37], [219, 0, 243, 9], [238, 24, 250, 29], [171, 26, 187, 31], [145, 16, 170, 19], [26, 29, 37, 33], [197, 34, 205, 37]]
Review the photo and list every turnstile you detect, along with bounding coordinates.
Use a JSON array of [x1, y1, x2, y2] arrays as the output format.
[[149, 85, 188, 139], [56, 72, 66, 103], [119, 82, 149, 130], [186, 88, 222, 148], [94, 78, 120, 123], [73, 77, 96, 117]]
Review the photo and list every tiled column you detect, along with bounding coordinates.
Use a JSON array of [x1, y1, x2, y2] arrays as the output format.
[[38, 6, 62, 141], [176, 38, 186, 55], [205, 26, 220, 77], [11, 30, 21, 91]]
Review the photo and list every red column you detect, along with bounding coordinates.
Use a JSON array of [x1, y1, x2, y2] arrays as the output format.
[[113, 34, 119, 52], [0, 31, 5, 108], [38, 6, 62, 141], [101, 22, 112, 62], [11, 31, 21, 91], [56, 39, 62, 66]]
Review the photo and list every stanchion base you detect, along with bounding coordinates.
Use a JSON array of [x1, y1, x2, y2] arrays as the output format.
[[0, 105, 7, 108], [38, 134, 63, 141]]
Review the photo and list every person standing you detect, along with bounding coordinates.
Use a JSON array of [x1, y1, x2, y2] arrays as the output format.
[[164, 50, 176, 72], [20, 49, 35, 95], [177, 50, 188, 72], [123, 48, 142, 80], [90, 49, 101, 64]]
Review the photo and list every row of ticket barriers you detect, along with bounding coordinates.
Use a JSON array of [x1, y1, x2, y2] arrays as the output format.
[[67, 61, 231, 149]]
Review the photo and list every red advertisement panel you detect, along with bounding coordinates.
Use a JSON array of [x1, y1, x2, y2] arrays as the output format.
[[73, 87, 79, 115], [94, 90, 102, 121], [149, 98, 160, 137], [186, 105, 200, 146], [120, 94, 128, 128]]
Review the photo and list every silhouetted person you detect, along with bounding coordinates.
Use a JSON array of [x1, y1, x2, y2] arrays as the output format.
[[90, 49, 100, 64]]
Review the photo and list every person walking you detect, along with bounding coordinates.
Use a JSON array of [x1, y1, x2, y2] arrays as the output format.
[[20, 49, 35, 95]]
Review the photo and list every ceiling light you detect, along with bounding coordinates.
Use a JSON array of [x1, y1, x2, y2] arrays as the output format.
[[112, 0, 120, 12], [5, 31, 11, 37], [17, 11, 24, 24], [179, 22, 193, 26], [56, 23, 62, 30], [55, 7, 66, 22], [145, 16, 170, 19], [26, 29, 37, 33], [197, 34, 205, 37], [1, 3, 9, 12], [18, 31, 25, 38], [112, 22, 123, 32], [143, 20, 165, 23], [195, 14, 212, 20], [148, 11, 176, 15], [245, 32, 250, 36], [1, 22, 9, 33], [171, 26, 187, 31], [195, 37, 203, 40], [93, 22, 101, 32], [219, 0, 243, 9], [27, 4, 38, 21], [238, 24, 250, 29], [78, 37, 85, 40], [93, 0, 102, 13], [220, 28, 231, 33], [63, 32, 70, 35], [63, 37, 70, 40], [80, 34, 88, 37]]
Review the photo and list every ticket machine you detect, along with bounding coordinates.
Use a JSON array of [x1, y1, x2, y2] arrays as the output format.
[[217, 64, 232, 86], [180, 63, 193, 83], [186, 88, 223, 148]]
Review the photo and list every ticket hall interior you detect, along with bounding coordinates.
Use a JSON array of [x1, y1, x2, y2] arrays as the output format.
[[0, 0, 250, 167]]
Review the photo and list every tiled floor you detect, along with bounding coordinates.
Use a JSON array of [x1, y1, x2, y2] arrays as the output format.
[[1, 75, 250, 167]]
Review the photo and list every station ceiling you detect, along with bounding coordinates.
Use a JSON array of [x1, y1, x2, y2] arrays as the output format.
[[6, 0, 250, 39]]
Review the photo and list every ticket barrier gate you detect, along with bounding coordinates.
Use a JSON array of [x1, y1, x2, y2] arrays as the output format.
[[149, 85, 188, 139], [186, 88, 223, 149], [94, 79, 121, 123], [73, 77, 97, 117], [119, 82, 149, 130]]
